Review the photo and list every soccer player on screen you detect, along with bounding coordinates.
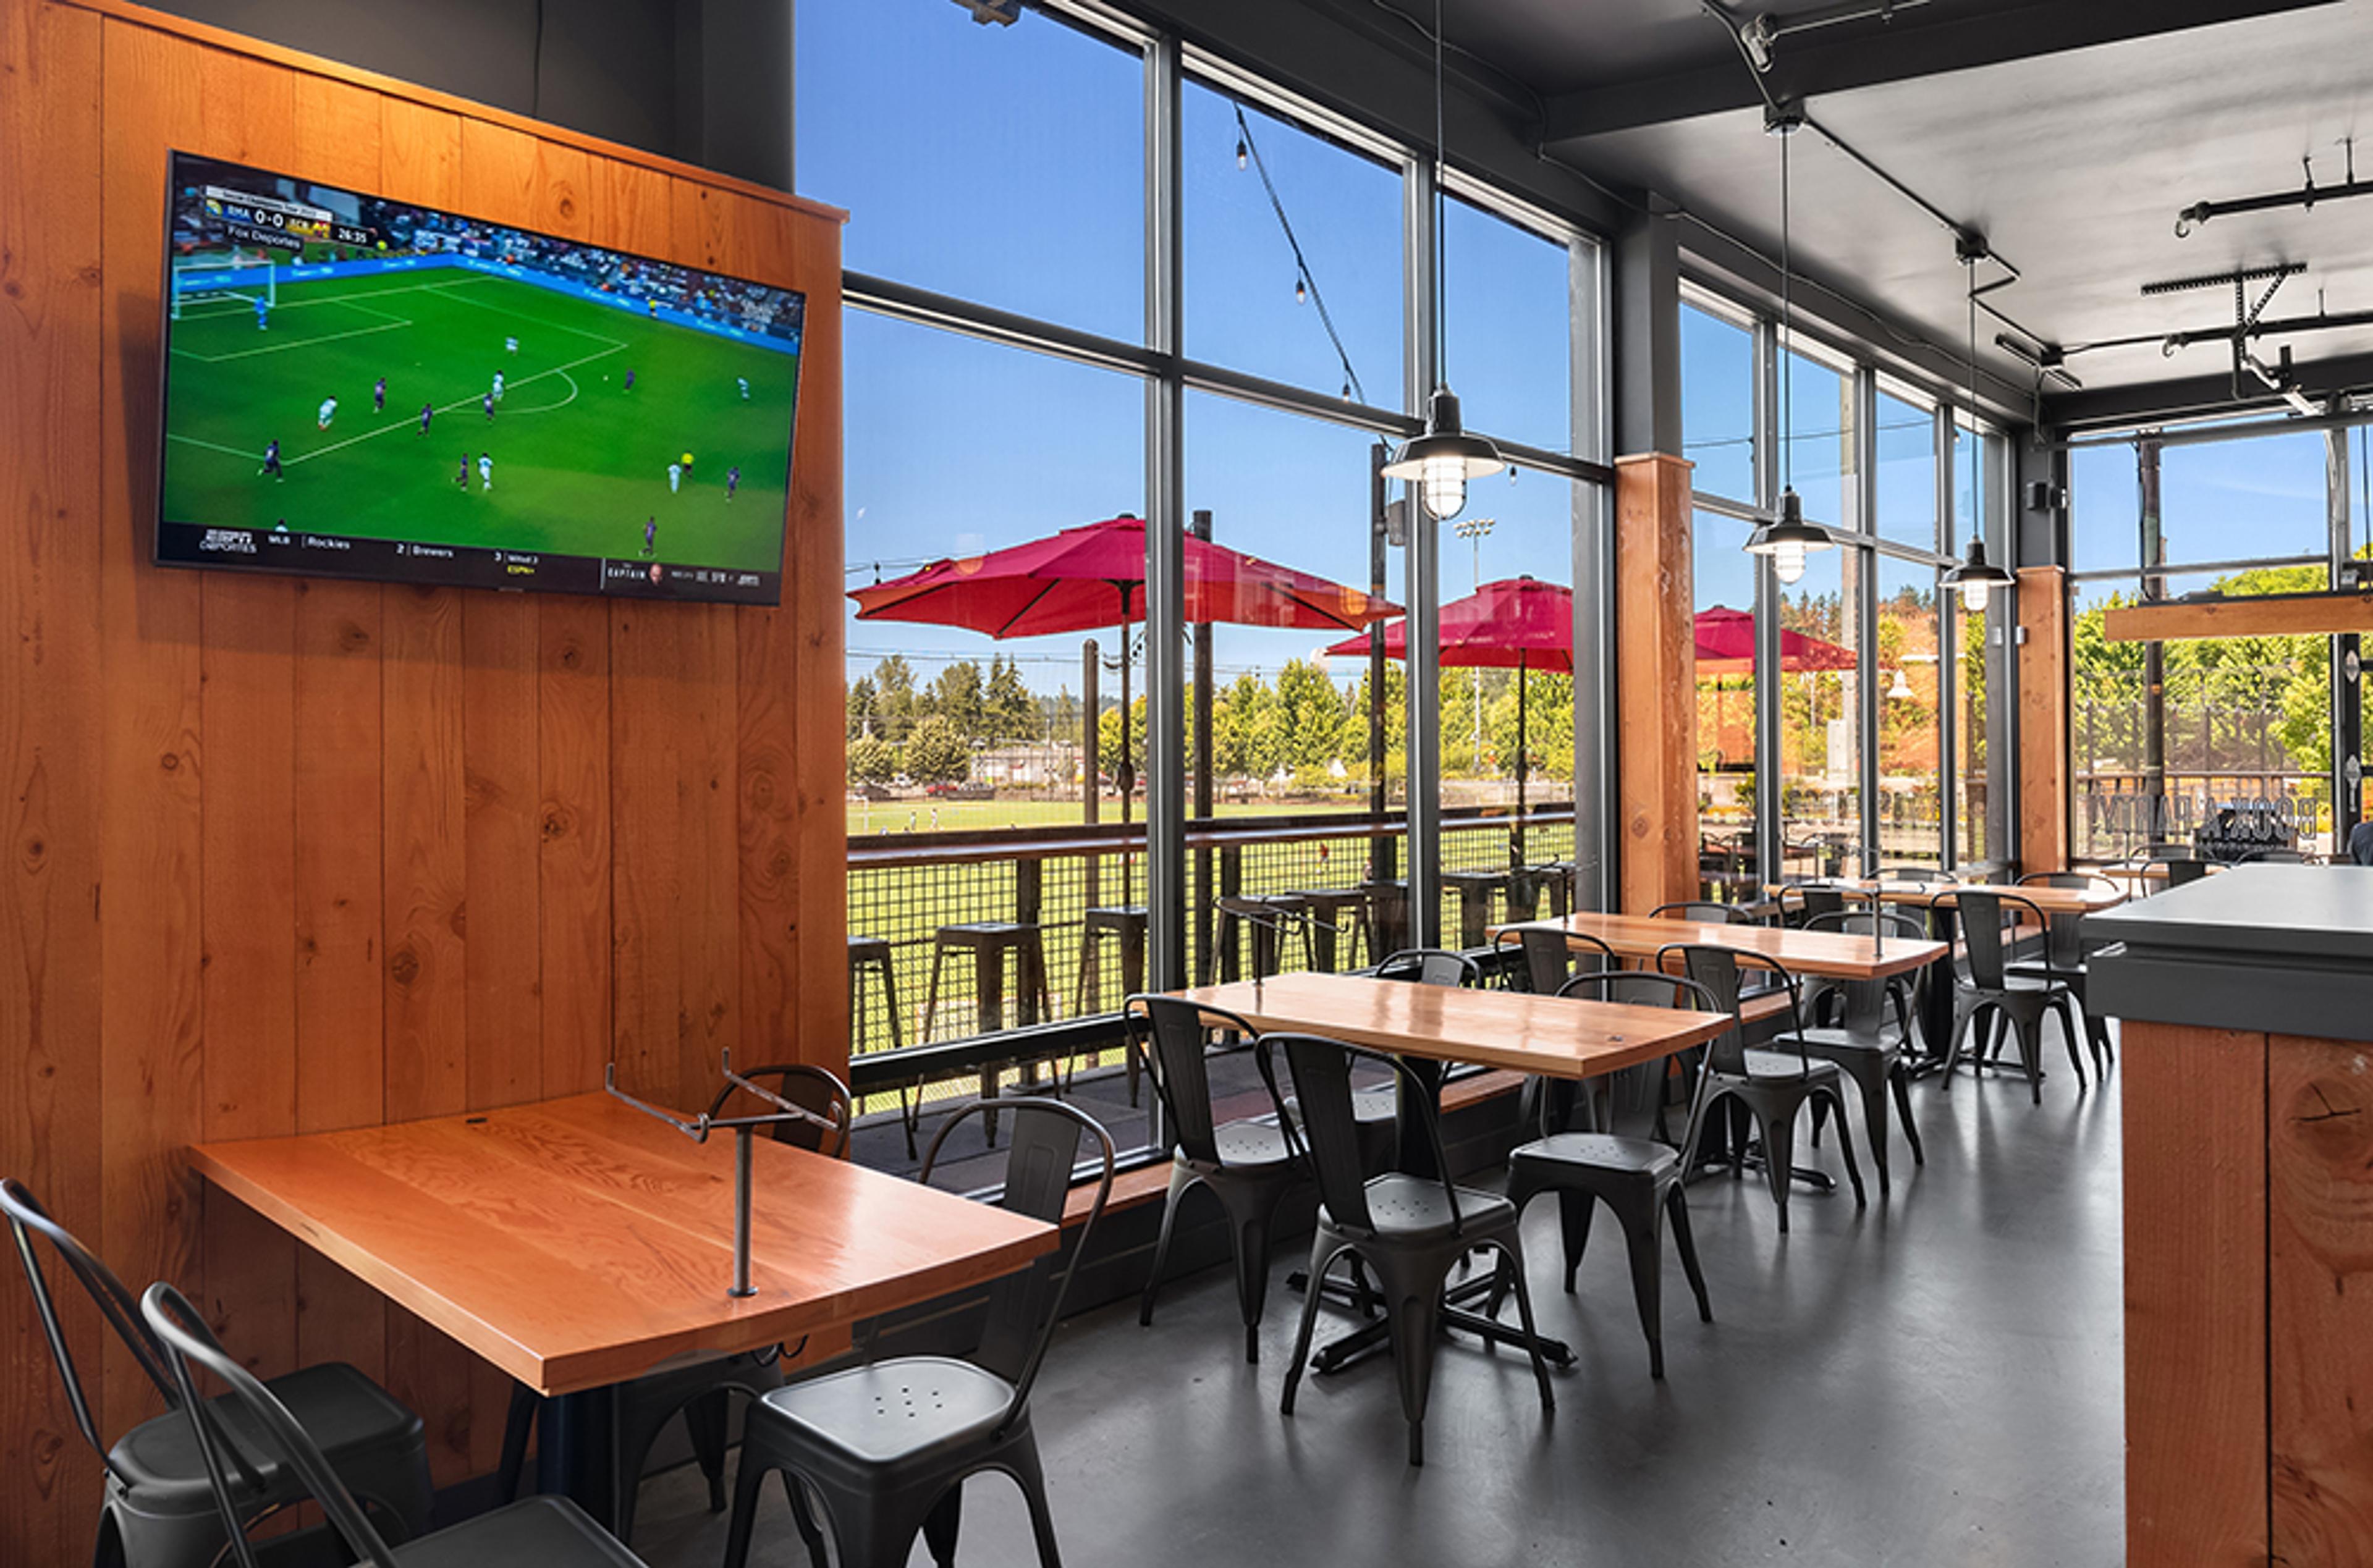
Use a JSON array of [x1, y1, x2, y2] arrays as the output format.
[[253, 296, 269, 331], [418, 401, 434, 436], [373, 376, 386, 413], [478, 452, 494, 492], [455, 455, 469, 490], [737, 377, 750, 401], [492, 371, 505, 403], [623, 368, 635, 392], [667, 462, 682, 494], [258, 439, 282, 481], [642, 517, 657, 557], [482, 390, 495, 423], [726, 466, 740, 502], [317, 396, 337, 430]]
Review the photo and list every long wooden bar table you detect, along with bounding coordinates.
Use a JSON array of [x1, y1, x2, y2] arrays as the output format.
[[1172, 972, 1732, 1371], [192, 1091, 1056, 1524], [1500, 910, 1945, 982]]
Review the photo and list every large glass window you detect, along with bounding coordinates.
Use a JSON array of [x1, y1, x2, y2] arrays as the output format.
[[1681, 301, 1756, 502], [1782, 347, 1854, 529], [1876, 555, 1942, 867], [1874, 389, 1937, 549], [796, 0, 1144, 339], [1777, 547, 1863, 879], [1694, 510, 1759, 898], [1440, 191, 1575, 453], [1183, 82, 1403, 401]]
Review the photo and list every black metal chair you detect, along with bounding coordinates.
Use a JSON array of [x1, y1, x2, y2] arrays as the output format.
[[1938, 890, 2087, 1103], [722, 1097, 1115, 1568], [1660, 944, 1866, 1233], [1496, 970, 1720, 1378], [2, 1179, 432, 1568], [496, 1066, 853, 1543], [1788, 883, 1850, 927], [2014, 872, 2119, 1080], [1494, 924, 1614, 997], [1126, 995, 1303, 1363], [1787, 912, 1929, 1195], [1374, 946, 1483, 987], [1876, 864, 1954, 885], [140, 1282, 641, 1568], [1261, 1037, 1555, 1466], [1649, 900, 1758, 925]]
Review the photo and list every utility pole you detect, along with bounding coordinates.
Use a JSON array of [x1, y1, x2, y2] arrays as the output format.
[[1452, 515, 1494, 778]]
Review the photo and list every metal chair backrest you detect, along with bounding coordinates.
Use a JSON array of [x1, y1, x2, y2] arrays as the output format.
[[143, 1281, 403, 1568], [1953, 888, 2048, 989], [705, 1063, 852, 1158], [1793, 885, 1850, 924], [1552, 969, 1728, 1140], [1259, 1035, 1455, 1239], [1374, 948, 1481, 987], [1657, 943, 1803, 1077], [918, 1097, 1114, 1427], [1495, 926, 1610, 994], [1804, 908, 1928, 942], [1649, 901, 1753, 926], [2164, 858, 2212, 887], [1877, 865, 1953, 885], [1, 1178, 179, 1477], [2020, 870, 2108, 893], [1122, 994, 1260, 1166]]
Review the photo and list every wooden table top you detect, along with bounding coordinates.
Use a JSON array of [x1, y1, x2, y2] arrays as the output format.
[[190, 1092, 1057, 1396], [1174, 971, 1732, 1081], [1503, 910, 1946, 981], [1766, 879, 2125, 917]]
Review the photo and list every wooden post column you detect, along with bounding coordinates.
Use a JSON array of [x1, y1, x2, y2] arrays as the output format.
[[1615, 453, 1698, 913], [2016, 563, 2070, 872]]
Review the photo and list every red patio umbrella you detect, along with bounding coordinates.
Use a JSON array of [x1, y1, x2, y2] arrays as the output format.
[[850, 515, 1397, 826], [1322, 576, 1571, 855], [1693, 605, 1857, 676]]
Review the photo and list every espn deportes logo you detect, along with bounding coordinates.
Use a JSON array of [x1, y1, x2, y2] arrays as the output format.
[[198, 528, 258, 554]]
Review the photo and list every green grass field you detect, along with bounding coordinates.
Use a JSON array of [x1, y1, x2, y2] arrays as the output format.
[[162, 265, 797, 571]]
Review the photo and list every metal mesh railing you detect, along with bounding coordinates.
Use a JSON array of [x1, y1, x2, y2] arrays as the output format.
[[844, 806, 1575, 1131]]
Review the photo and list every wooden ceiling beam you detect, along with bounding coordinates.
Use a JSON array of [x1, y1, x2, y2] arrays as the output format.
[[2102, 589, 2373, 643]]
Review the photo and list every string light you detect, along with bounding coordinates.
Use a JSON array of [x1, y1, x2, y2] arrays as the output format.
[[1295, 276, 1307, 304], [1235, 137, 1247, 170]]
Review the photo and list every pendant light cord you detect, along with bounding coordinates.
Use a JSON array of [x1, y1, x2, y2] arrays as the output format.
[[1779, 121, 1791, 494], [1433, 0, 1447, 384], [1966, 252, 1979, 538]]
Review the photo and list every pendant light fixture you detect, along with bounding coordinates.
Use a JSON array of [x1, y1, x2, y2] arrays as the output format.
[[1382, 0, 1505, 522], [1745, 102, 1831, 585], [1887, 666, 1915, 701], [1942, 248, 2015, 612]]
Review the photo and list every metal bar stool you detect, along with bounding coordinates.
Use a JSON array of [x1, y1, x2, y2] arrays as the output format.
[[1208, 894, 1316, 983], [921, 920, 1051, 1144], [1075, 904, 1148, 1103], [1282, 886, 1376, 972], [1440, 869, 1512, 948]]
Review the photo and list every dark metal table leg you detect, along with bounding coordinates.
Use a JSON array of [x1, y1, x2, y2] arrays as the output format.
[[536, 1386, 618, 1528]]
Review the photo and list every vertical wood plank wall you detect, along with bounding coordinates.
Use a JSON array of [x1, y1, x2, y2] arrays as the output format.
[[2015, 564, 2069, 872], [1614, 453, 1700, 913], [0, 0, 848, 1551]]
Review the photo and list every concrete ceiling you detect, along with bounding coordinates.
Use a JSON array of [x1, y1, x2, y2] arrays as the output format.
[[1434, 0, 2373, 412]]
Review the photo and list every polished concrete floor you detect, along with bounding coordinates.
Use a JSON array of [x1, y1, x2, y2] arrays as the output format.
[[632, 1053, 2126, 1567]]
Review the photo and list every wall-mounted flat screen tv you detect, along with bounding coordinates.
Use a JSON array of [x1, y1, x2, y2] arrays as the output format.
[[156, 151, 804, 604]]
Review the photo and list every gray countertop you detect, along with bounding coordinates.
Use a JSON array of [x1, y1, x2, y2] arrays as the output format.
[[2082, 864, 2373, 1042]]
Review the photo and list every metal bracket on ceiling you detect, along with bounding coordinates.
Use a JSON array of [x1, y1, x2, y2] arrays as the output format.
[[1724, 0, 1931, 73]]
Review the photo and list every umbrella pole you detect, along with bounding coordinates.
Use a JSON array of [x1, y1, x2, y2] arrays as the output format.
[[1117, 585, 1133, 903], [1515, 651, 1528, 868]]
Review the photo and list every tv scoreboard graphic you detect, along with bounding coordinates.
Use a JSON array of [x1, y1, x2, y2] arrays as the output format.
[[201, 185, 375, 254]]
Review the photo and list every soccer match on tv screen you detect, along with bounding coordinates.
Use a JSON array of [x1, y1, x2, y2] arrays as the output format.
[[156, 151, 805, 602]]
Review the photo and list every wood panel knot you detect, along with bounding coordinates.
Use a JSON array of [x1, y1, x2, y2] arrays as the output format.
[[541, 804, 571, 841], [389, 946, 420, 986]]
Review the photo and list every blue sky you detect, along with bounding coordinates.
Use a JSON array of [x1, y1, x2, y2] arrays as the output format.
[[799, 0, 2338, 696]]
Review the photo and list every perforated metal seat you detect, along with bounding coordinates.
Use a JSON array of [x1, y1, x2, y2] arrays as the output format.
[[1513, 1132, 1681, 1178], [1210, 1118, 1296, 1168], [723, 1098, 1115, 1568], [1352, 1174, 1514, 1241], [753, 1358, 1015, 1468]]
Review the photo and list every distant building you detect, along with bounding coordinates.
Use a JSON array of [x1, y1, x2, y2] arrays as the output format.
[[973, 741, 1079, 788]]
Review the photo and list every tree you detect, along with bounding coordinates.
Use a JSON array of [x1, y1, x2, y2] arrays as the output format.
[[845, 674, 879, 744], [1269, 658, 1348, 772], [984, 655, 1036, 743], [847, 731, 898, 785], [903, 714, 971, 785], [928, 660, 985, 741], [870, 655, 919, 744]]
